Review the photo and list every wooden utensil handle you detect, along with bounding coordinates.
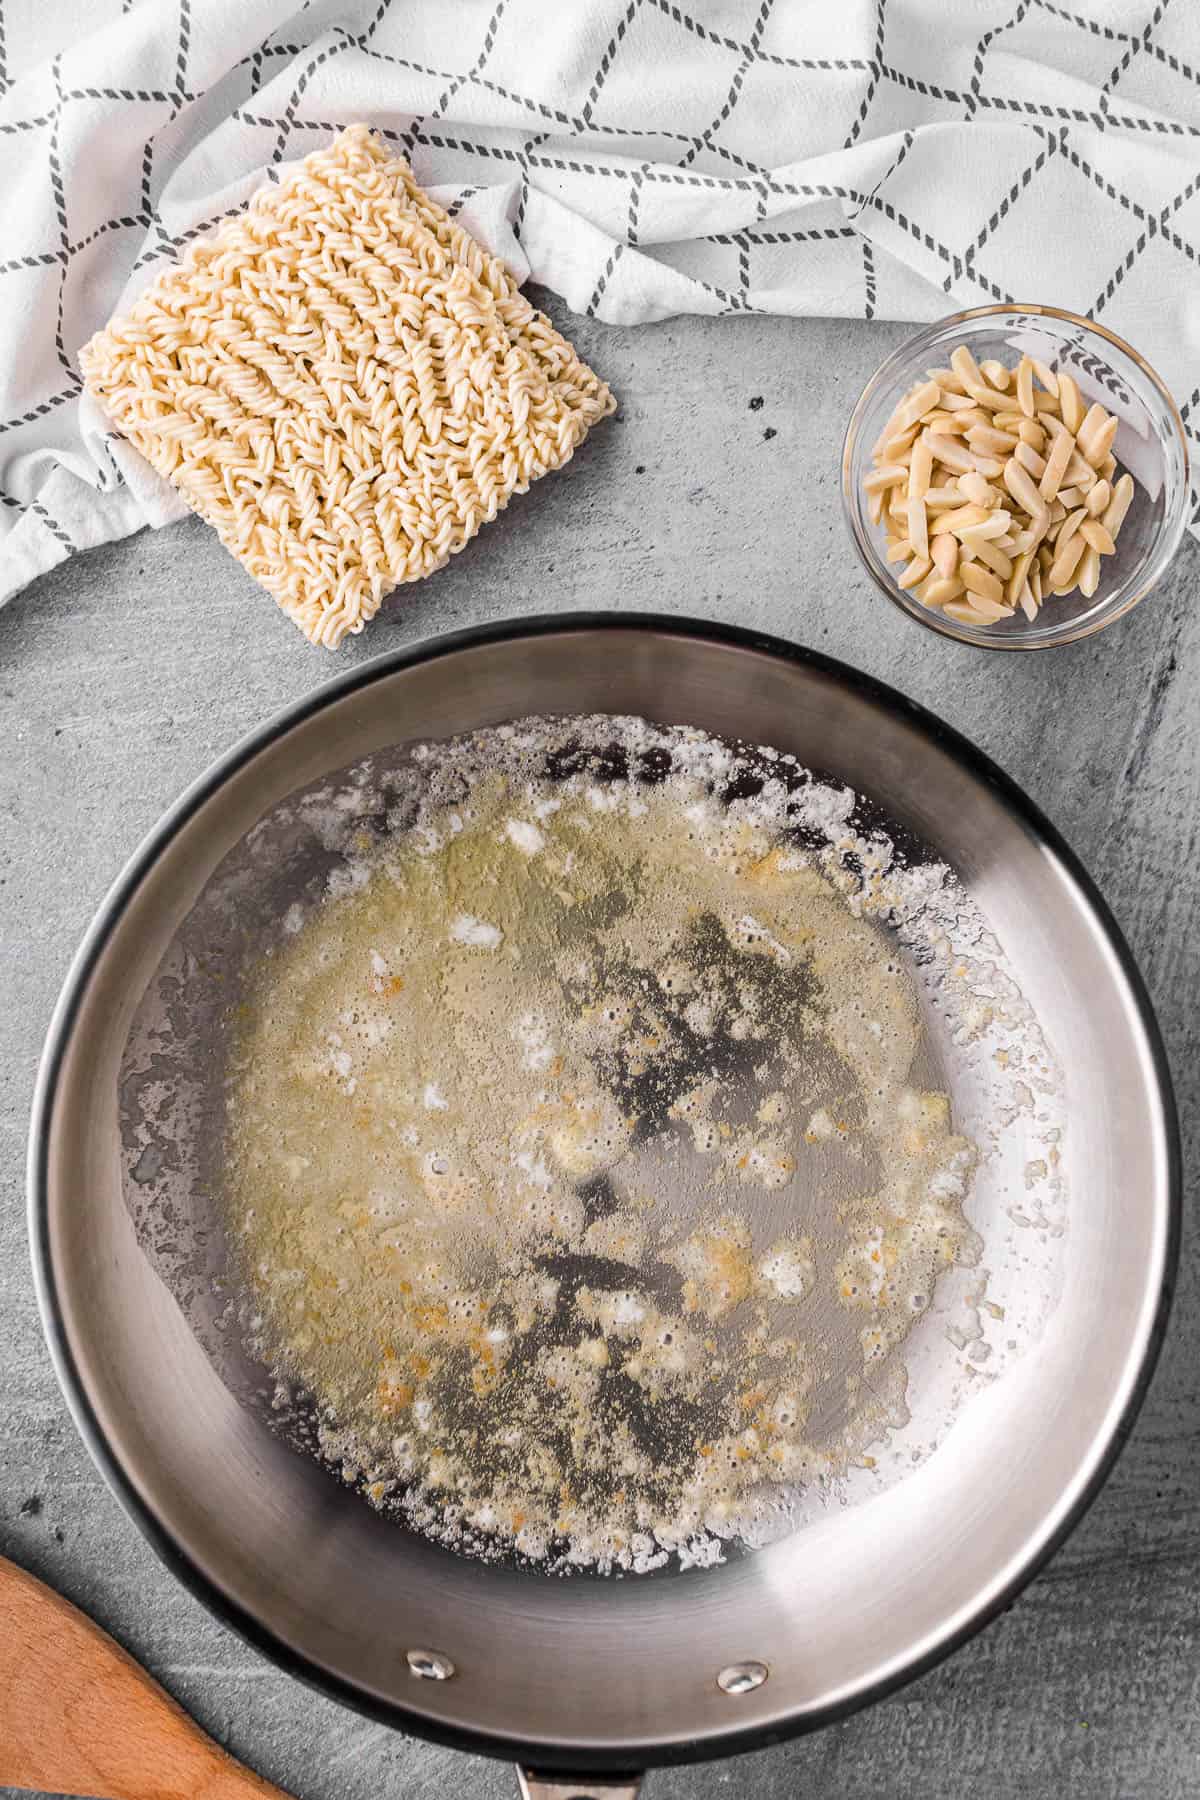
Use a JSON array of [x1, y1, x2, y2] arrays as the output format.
[[0, 1554, 291, 1800]]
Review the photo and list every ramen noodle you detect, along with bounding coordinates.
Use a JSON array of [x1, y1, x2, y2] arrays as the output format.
[[80, 126, 615, 646]]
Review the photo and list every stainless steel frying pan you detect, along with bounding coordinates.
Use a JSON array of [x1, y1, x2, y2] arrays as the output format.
[[29, 615, 1178, 1798]]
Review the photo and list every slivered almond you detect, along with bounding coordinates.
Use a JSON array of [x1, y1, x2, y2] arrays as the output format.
[[872, 408, 903, 459], [1056, 507, 1088, 553], [882, 426, 920, 460], [931, 534, 959, 579], [1058, 373, 1083, 434], [949, 597, 1007, 626], [950, 345, 985, 389], [894, 379, 942, 432], [1102, 473, 1134, 536], [908, 436, 934, 499], [897, 555, 932, 590], [968, 424, 1019, 455], [956, 512, 1012, 542], [1003, 457, 1043, 516], [960, 561, 1004, 604], [960, 592, 1014, 623], [958, 471, 998, 506], [1030, 356, 1059, 397], [919, 576, 965, 608], [1038, 427, 1075, 501], [1080, 412, 1118, 469], [1075, 402, 1107, 452], [938, 503, 991, 534], [938, 389, 980, 412], [867, 354, 1137, 625], [864, 462, 908, 493], [961, 382, 1011, 413], [1080, 518, 1116, 555], [966, 536, 1014, 579], [1006, 548, 1034, 607], [1048, 533, 1086, 589], [1078, 546, 1101, 597], [922, 430, 975, 474], [906, 495, 929, 560]]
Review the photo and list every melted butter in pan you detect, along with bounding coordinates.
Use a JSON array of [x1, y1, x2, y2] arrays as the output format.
[[226, 743, 977, 1572]]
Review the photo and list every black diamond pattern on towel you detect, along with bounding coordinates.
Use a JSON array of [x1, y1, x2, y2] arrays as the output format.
[[0, 0, 1195, 595]]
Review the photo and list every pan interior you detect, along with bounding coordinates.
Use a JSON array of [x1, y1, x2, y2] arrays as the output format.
[[119, 713, 1059, 1581], [39, 624, 1172, 1763]]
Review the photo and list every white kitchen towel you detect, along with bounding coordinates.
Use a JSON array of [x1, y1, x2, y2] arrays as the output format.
[[0, 0, 1198, 607]]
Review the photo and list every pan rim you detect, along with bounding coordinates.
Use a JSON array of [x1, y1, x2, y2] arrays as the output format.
[[27, 610, 1181, 1774]]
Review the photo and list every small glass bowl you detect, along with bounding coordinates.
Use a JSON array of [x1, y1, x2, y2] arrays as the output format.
[[842, 304, 1190, 650]]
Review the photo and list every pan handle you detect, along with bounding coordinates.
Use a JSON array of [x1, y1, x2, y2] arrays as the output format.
[[517, 1769, 643, 1800]]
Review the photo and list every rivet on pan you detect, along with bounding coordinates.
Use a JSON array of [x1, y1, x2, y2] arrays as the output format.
[[407, 1647, 456, 1681], [717, 1660, 769, 1696]]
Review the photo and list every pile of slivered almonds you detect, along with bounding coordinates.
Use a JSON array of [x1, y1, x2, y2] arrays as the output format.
[[865, 346, 1136, 628]]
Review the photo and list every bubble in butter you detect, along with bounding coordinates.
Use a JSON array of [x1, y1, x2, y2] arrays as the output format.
[[223, 718, 978, 1574]]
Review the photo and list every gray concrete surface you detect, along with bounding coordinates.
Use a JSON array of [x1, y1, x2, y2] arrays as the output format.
[[2, 302, 1198, 1799]]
